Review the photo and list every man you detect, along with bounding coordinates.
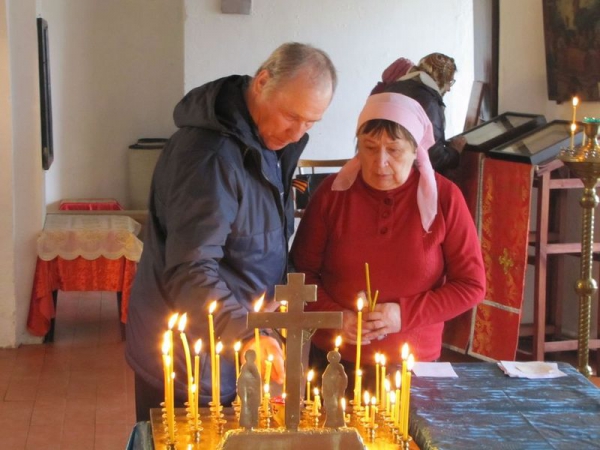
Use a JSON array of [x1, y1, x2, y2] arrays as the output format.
[[126, 42, 336, 421]]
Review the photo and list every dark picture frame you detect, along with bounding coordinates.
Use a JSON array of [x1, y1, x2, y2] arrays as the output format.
[[37, 17, 53, 170], [542, 0, 600, 102]]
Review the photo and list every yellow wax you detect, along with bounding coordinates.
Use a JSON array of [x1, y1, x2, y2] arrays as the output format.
[[193, 354, 200, 420], [355, 312, 362, 372], [402, 371, 412, 440], [168, 372, 175, 442], [264, 356, 273, 387], [395, 388, 401, 427], [363, 391, 370, 421], [313, 391, 320, 415], [234, 350, 240, 381], [162, 354, 170, 410], [208, 311, 216, 405], [353, 369, 362, 406], [179, 331, 194, 410], [370, 398, 377, 426], [385, 380, 391, 415], [380, 364, 386, 408], [365, 262, 372, 308], [215, 352, 221, 410], [254, 328, 262, 379], [375, 354, 380, 405]]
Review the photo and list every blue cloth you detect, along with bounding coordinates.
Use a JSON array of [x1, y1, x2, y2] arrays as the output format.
[[409, 363, 600, 449]]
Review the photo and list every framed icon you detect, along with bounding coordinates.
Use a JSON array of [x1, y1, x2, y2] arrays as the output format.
[[37, 17, 53, 170]]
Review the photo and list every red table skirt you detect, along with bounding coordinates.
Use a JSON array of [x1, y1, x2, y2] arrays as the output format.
[[27, 256, 136, 336]]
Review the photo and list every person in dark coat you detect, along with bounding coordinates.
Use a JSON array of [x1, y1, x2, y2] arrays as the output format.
[[379, 53, 466, 175], [125, 42, 336, 421]]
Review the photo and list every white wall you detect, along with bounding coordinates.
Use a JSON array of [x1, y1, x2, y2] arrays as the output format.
[[499, 0, 599, 336], [41, 0, 184, 209], [184, 0, 474, 160]]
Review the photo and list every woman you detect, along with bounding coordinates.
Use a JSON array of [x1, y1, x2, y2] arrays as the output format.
[[290, 93, 485, 389], [380, 53, 466, 175]]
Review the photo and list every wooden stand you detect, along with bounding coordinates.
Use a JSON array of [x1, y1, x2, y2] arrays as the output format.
[[519, 159, 600, 373]]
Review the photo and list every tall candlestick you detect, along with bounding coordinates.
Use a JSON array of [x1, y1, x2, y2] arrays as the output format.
[[306, 369, 314, 402], [167, 313, 179, 379], [363, 391, 370, 421], [395, 370, 401, 428], [177, 313, 194, 413], [162, 337, 171, 412], [194, 339, 202, 423], [571, 122, 577, 149], [334, 335, 342, 352], [370, 397, 377, 426], [280, 300, 288, 393], [400, 344, 409, 432], [572, 96, 579, 124], [390, 390, 396, 422], [253, 294, 265, 381], [215, 341, 223, 411], [402, 355, 414, 440], [208, 301, 217, 406], [354, 369, 362, 406], [365, 262, 372, 309], [380, 355, 387, 408], [263, 383, 271, 414], [375, 353, 381, 405], [313, 388, 321, 415]]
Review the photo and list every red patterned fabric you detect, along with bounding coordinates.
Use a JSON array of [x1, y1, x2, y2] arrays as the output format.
[[444, 157, 533, 361], [26, 256, 136, 336], [59, 198, 123, 211]]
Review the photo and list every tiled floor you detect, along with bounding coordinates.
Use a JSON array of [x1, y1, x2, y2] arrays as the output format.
[[0, 291, 135, 450], [1, 292, 599, 450]]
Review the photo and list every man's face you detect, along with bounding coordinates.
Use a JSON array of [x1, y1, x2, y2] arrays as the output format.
[[250, 70, 333, 150]]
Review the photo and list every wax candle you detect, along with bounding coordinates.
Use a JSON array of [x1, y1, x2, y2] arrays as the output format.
[[167, 313, 179, 379], [280, 300, 288, 393], [263, 384, 271, 414], [400, 344, 409, 432], [354, 369, 362, 407], [390, 390, 396, 422], [264, 354, 274, 387], [395, 370, 401, 428], [313, 388, 321, 415], [306, 369, 314, 402], [572, 96, 579, 124], [233, 341, 241, 381], [375, 352, 380, 405], [380, 355, 387, 408], [253, 294, 265, 380], [194, 339, 201, 422], [365, 262, 372, 309], [168, 372, 176, 442], [208, 301, 217, 405], [162, 336, 171, 412], [334, 335, 342, 352], [177, 313, 194, 412], [354, 297, 364, 399], [191, 383, 198, 427], [402, 355, 415, 440], [363, 391, 370, 421], [215, 341, 223, 411], [384, 378, 391, 415], [571, 122, 577, 149], [370, 397, 377, 426]]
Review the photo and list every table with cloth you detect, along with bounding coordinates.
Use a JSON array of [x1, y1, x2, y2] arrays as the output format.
[[409, 362, 600, 449], [27, 214, 143, 341]]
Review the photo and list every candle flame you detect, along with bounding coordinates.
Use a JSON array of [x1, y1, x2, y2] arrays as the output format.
[[177, 313, 187, 332], [216, 341, 223, 354], [282, 392, 287, 400], [384, 378, 390, 391], [401, 343, 409, 360], [381, 354, 386, 366], [375, 352, 380, 364], [573, 96, 579, 107], [208, 301, 217, 314], [268, 354, 274, 362], [254, 294, 265, 312], [313, 387, 319, 396], [264, 383, 270, 394], [307, 369, 314, 382], [234, 341, 241, 352], [571, 123, 577, 132], [371, 397, 376, 406], [168, 313, 179, 329], [407, 354, 415, 370], [390, 391, 396, 404], [191, 384, 197, 394], [363, 390, 370, 405], [357, 369, 362, 377], [194, 339, 202, 354], [335, 335, 342, 348], [162, 336, 170, 355], [357, 296, 364, 311], [165, 355, 171, 366], [341, 397, 347, 411], [395, 370, 401, 388]]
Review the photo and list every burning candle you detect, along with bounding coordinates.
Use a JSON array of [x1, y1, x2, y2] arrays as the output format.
[[365, 262, 373, 309], [370, 396, 377, 426], [384, 378, 391, 415], [375, 352, 381, 405], [306, 369, 314, 403], [380, 354, 387, 408], [193, 339, 201, 422], [363, 391, 370, 421], [571, 122, 577, 149], [402, 355, 415, 440], [167, 313, 179, 376], [390, 390, 396, 422], [334, 335, 342, 352], [395, 370, 401, 428], [280, 300, 288, 393], [253, 294, 265, 380], [233, 340, 242, 381], [215, 341, 223, 411], [313, 388, 321, 416], [400, 344, 409, 432], [354, 369, 362, 407], [207, 301, 217, 406], [263, 384, 271, 414], [572, 96, 579, 124], [264, 354, 274, 387], [177, 313, 194, 412], [354, 297, 364, 398]]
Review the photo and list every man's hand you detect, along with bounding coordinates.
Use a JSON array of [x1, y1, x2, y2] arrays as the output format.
[[341, 309, 371, 346], [363, 303, 401, 341], [449, 135, 467, 154]]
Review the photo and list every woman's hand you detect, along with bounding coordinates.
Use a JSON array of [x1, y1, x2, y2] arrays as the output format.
[[240, 335, 285, 384], [363, 302, 401, 341], [341, 309, 371, 346]]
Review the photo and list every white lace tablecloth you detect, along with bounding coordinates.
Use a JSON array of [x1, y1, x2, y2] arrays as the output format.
[[37, 214, 143, 262]]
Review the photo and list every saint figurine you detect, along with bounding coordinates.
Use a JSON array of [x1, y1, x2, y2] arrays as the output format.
[[322, 350, 348, 428], [238, 349, 261, 429]]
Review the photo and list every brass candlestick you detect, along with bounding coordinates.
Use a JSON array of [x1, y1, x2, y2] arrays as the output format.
[[559, 117, 600, 377]]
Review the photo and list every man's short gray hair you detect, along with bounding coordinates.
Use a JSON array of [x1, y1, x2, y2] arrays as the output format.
[[255, 42, 337, 94]]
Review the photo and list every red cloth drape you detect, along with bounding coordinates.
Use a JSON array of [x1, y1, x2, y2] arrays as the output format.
[[27, 256, 136, 336]]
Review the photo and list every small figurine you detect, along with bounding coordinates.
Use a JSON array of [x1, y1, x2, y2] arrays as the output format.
[[238, 349, 261, 430], [322, 350, 348, 428]]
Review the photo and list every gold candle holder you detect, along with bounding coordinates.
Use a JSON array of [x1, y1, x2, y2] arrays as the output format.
[[559, 117, 600, 378], [400, 436, 413, 450]]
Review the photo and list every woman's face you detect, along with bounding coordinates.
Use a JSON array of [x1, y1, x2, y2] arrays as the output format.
[[357, 129, 417, 191]]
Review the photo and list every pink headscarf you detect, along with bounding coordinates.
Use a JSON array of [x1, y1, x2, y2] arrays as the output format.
[[332, 93, 438, 232]]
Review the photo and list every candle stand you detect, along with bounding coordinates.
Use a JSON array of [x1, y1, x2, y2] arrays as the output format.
[[559, 117, 600, 377]]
